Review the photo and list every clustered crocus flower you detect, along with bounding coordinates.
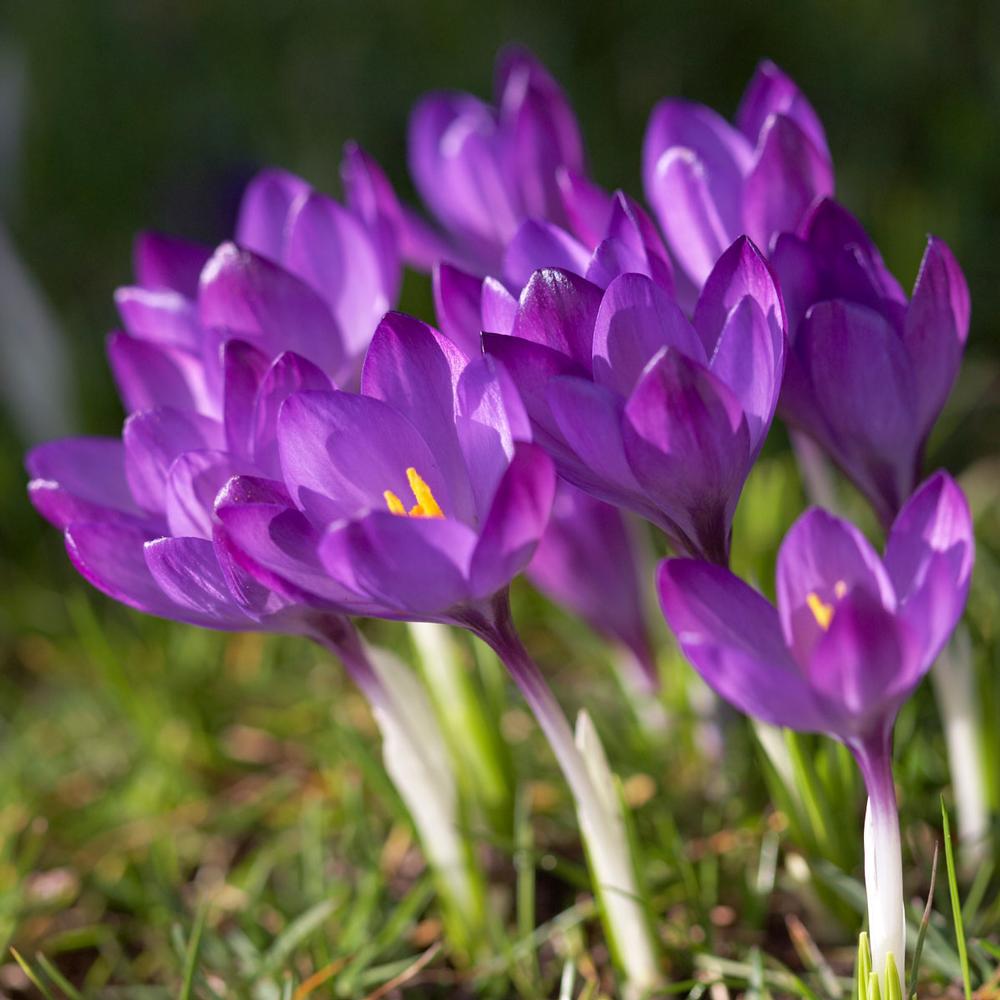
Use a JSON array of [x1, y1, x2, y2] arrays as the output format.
[[659, 473, 974, 986], [26, 45, 976, 996]]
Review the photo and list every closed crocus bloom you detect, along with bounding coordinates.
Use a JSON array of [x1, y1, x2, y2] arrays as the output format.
[[483, 237, 786, 565], [658, 472, 974, 991], [643, 60, 832, 288], [772, 198, 970, 525]]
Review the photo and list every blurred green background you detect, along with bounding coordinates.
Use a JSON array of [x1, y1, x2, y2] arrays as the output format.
[[1, 1, 999, 995]]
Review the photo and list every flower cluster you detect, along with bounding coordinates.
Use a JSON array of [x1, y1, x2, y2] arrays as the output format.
[[27, 46, 974, 993]]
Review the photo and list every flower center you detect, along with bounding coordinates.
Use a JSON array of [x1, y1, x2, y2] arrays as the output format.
[[384, 467, 445, 519], [806, 580, 847, 631]]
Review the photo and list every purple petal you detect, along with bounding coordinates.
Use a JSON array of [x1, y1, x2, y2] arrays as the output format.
[[646, 149, 732, 287], [585, 193, 675, 293], [26, 437, 143, 527], [708, 295, 784, 458], [123, 408, 224, 515], [658, 559, 826, 731], [433, 263, 484, 358], [903, 237, 971, 437], [769, 232, 822, 340], [796, 300, 919, 521], [235, 167, 311, 262], [807, 590, 920, 736], [556, 167, 614, 247], [319, 511, 478, 619], [481, 277, 518, 335], [144, 535, 257, 628], [223, 339, 272, 459], [623, 350, 751, 561], [114, 287, 201, 351], [503, 220, 590, 289], [512, 268, 602, 370], [198, 242, 345, 379], [133, 232, 212, 297], [742, 114, 834, 250], [284, 191, 391, 360], [775, 507, 896, 667], [735, 60, 830, 158], [107, 332, 215, 417], [693, 236, 784, 357], [592, 272, 704, 397], [469, 442, 555, 598], [251, 351, 333, 480], [215, 475, 364, 608], [278, 389, 447, 525], [360, 314, 475, 522], [164, 449, 244, 539]]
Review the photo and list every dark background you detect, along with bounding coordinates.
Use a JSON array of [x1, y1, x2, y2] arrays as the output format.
[[3, 0, 1000, 647]]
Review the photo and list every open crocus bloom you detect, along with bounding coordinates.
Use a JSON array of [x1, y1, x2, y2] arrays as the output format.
[[658, 471, 974, 987], [483, 237, 786, 565], [217, 313, 556, 625], [643, 60, 833, 288], [772, 198, 970, 524]]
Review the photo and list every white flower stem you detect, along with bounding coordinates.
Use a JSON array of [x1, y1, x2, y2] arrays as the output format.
[[931, 627, 990, 870]]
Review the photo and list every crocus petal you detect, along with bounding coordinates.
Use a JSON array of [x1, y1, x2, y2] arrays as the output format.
[[469, 442, 556, 598], [65, 521, 229, 628], [623, 349, 750, 560], [902, 237, 971, 438], [512, 268, 602, 370], [198, 242, 346, 379], [647, 149, 731, 287], [164, 449, 243, 539], [658, 559, 827, 731], [481, 277, 518, 335], [215, 475, 364, 608], [144, 535, 256, 628], [455, 355, 529, 517], [807, 590, 920, 736], [692, 236, 784, 357], [285, 191, 390, 360], [123, 408, 224, 515], [251, 350, 333, 480], [708, 295, 783, 458], [503, 220, 590, 289], [222, 339, 272, 459], [114, 287, 201, 351], [433, 263, 484, 358], [319, 512, 477, 619], [235, 167, 311, 262], [133, 232, 212, 297], [796, 300, 918, 521], [775, 507, 896, 667], [742, 114, 834, 250], [556, 167, 614, 247], [885, 471, 974, 659], [361, 314, 475, 522], [278, 389, 448, 525], [26, 437, 142, 523], [735, 60, 830, 159], [592, 272, 704, 397], [107, 332, 214, 417], [585, 193, 675, 293]]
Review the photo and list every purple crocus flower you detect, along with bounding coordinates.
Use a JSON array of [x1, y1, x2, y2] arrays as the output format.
[[772, 198, 970, 525], [658, 471, 974, 987], [482, 237, 786, 565], [26, 165, 403, 699], [643, 60, 833, 289]]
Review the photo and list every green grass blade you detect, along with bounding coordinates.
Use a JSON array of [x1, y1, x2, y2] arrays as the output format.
[[940, 798, 972, 1000], [178, 902, 209, 1000], [907, 840, 938, 1000], [8, 949, 57, 1000], [34, 954, 85, 1000]]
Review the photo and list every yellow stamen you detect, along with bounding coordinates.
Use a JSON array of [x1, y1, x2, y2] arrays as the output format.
[[806, 579, 848, 631], [383, 467, 445, 519], [405, 467, 444, 518], [383, 490, 407, 516]]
